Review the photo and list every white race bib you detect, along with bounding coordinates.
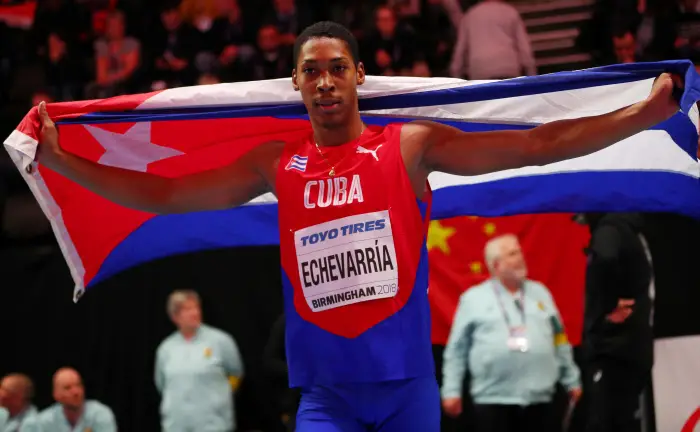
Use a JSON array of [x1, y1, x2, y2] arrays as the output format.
[[294, 210, 399, 312]]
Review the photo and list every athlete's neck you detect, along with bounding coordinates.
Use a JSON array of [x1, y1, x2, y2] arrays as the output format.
[[312, 114, 366, 147]]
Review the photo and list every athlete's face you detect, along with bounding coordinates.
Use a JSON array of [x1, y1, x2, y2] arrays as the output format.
[[292, 37, 365, 129]]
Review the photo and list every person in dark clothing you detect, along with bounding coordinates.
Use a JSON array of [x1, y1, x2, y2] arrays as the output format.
[[200, 0, 255, 82], [263, 314, 300, 432], [151, 2, 203, 87], [576, 212, 654, 432], [361, 4, 420, 76], [249, 24, 293, 81]]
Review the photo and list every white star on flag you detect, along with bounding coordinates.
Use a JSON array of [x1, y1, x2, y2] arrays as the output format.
[[84, 122, 184, 172]]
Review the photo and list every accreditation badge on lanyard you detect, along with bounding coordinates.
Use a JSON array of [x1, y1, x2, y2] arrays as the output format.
[[494, 285, 529, 352]]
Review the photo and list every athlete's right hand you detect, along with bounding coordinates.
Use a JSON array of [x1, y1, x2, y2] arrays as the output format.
[[37, 101, 61, 166], [442, 397, 462, 417]]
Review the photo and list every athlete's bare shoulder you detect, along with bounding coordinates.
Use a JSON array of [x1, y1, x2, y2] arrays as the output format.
[[396, 121, 443, 196], [399, 120, 466, 169], [398, 120, 450, 164], [400, 120, 453, 146]]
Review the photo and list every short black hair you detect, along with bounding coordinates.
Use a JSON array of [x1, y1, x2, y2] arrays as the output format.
[[293, 21, 360, 67]]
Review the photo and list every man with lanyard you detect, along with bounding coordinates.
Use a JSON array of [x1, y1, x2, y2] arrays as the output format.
[[441, 234, 581, 432]]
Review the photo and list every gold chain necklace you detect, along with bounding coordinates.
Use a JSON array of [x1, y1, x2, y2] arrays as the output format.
[[314, 126, 366, 177], [314, 141, 337, 177]]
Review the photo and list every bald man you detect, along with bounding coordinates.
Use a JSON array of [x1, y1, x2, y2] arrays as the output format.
[[21, 368, 116, 432], [441, 234, 581, 432], [0, 374, 37, 432]]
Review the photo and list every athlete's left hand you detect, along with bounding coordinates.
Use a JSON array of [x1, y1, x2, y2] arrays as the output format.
[[643, 73, 683, 124]]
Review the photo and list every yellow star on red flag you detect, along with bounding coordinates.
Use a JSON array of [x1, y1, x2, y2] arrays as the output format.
[[427, 220, 456, 254], [469, 261, 483, 274], [483, 222, 497, 236]]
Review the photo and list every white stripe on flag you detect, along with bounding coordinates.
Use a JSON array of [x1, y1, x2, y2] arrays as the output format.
[[429, 130, 699, 190], [135, 76, 475, 110], [4, 130, 87, 300]]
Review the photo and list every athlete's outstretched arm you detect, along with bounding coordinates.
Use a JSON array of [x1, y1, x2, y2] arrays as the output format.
[[36, 102, 272, 214], [409, 73, 681, 176]]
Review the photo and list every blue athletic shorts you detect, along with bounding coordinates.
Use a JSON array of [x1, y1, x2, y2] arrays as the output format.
[[295, 376, 440, 432]]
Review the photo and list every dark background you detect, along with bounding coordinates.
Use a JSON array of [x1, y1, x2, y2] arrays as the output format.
[[0, 212, 698, 432]]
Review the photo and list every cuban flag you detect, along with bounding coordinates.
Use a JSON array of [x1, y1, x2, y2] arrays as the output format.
[[285, 154, 308, 172], [4, 61, 700, 301]]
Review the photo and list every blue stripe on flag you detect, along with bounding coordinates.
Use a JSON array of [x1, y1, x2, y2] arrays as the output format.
[[89, 204, 280, 287], [88, 169, 700, 289], [432, 170, 700, 219]]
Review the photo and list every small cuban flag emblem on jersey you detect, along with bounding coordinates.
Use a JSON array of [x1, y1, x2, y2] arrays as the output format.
[[285, 154, 308, 173]]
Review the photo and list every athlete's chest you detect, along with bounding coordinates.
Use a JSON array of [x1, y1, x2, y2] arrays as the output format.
[[278, 137, 396, 213]]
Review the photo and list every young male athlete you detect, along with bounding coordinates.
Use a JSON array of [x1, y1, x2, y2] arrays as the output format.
[[36, 21, 680, 432]]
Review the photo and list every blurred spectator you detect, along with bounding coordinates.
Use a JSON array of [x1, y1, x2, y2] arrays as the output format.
[[155, 290, 244, 432], [264, 0, 314, 47], [179, 0, 219, 32], [30, 89, 54, 109], [362, 5, 420, 76], [609, 0, 643, 43], [440, 0, 466, 30], [198, 72, 222, 85], [612, 31, 638, 63], [421, 0, 458, 76], [387, 0, 464, 30], [441, 234, 581, 432], [577, 213, 654, 432], [86, 10, 141, 99], [152, 2, 203, 88], [32, 0, 91, 59], [22, 368, 116, 432], [250, 24, 292, 80], [633, 0, 678, 61], [680, 0, 700, 13], [390, 0, 422, 20], [450, 0, 536, 79], [202, 0, 255, 81], [0, 373, 37, 432], [326, 0, 378, 41], [675, 0, 700, 59], [0, 22, 10, 101], [41, 30, 86, 101], [412, 61, 432, 77]]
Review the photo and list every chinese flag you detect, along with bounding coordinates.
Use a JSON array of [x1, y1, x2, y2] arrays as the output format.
[[428, 214, 590, 346]]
